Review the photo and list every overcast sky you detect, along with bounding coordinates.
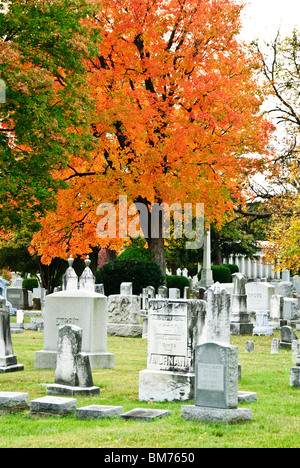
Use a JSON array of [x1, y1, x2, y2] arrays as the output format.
[[240, 0, 300, 42]]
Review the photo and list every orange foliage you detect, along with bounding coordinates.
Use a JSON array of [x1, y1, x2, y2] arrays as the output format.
[[31, 0, 274, 264]]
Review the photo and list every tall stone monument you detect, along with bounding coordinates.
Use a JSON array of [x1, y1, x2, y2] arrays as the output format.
[[230, 273, 253, 335], [0, 299, 24, 373], [199, 227, 214, 288], [205, 282, 231, 344]]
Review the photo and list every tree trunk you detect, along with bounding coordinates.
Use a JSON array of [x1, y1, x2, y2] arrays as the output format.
[[148, 235, 166, 276]]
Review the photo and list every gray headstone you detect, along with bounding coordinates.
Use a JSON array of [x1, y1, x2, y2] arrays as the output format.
[[195, 342, 239, 410], [29, 396, 77, 416], [120, 408, 170, 421], [245, 341, 254, 353], [204, 282, 231, 344], [271, 338, 280, 354], [0, 306, 24, 373], [253, 312, 273, 336], [280, 326, 298, 345], [76, 405, 124, 420], [157, 286, 168, 299]]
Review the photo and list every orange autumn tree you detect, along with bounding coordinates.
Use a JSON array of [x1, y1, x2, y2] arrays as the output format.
[[31, 0, 273, 272]]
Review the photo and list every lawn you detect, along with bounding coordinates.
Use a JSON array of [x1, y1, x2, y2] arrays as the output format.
[[0, 329, 299, 448]]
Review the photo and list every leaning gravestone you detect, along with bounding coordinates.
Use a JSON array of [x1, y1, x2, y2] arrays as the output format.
[[0, 300, 24, 373], [181, 342, 252, 424], [47, 324, 100, 396]]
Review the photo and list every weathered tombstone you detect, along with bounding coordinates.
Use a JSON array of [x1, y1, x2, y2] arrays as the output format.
[[270, 294, 284, 328], [169, 288, 180, 299], [29, 396, 77, 417], [246, 282, 275, 314], [76, 405, 124, 420], [280, 326, 298, 349], [271, 338, 280, 354], [205, 282, 231, 344], [34, 289, 114, 370], [199, 227, 214, 288], [0, 300, 24, 373], [181, 342, 252, 423], [0, 392, 29, 414], [95, 284, 105, 295], [245, 341, 254, 353], [79, 256, 95, 292], [183, 286, 191, 299], [157, 286, 168, 299], [107, 283, 142, 337], [62, 256, 78, 291], [283, 298, 299, 321], [276, 281, 293, 298], [47, 324, 100, 396], [291, 340, 300, 362], [6, 288, 28, 310], [290, 355, 300, 387], [231, 273, 253, 335], [139, 298, 207, 401], [253, 312, 273, 336]]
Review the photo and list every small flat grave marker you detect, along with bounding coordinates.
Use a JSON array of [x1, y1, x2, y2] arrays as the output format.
[[120, 408, 171, 421], [76, 405, 124, 420]]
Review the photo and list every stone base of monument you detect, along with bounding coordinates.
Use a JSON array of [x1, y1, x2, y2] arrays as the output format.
[[290, 366, 300, 387], [230, 323, 254, 335], [34, 350, 114, 370], [139, 369, 194, 402], [107, 323, 142, 338], [181, 405, 253, 424], [0, 355, 24, 373], [76, 405, 124, 420], [0, 392, 29, 414], [28, 396, 77, 417], [46, 383, 100, 397]]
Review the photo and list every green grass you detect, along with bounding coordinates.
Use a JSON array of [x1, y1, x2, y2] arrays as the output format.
[[0, 330, 299, 448]]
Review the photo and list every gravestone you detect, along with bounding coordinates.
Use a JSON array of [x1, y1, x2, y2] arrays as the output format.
[[120, 408, 171, 421], [0, 277, 17, 316], [276, 281, 293, 298], [205, 282, 231, 344], [76, 405, 124, 420], [245, 341, 254, 353], [0, 392, 29, 414], [271, 338, 280, 354], [246, 282, 275, 314], [253, 312, 273, 336], [141, 286, 156, 339], [34, 289, 114, 369], [283, 298, 299, 321], [181, 342, 252, 423], [0, 300, 24, 373], [231, 273, 253, 335], [270, 295, 284, 328], [280, 326, 298, 349], [157, 286, 168, 299], [169, 288, 180, 299], [6, 288, 28, 310], [291, 340, 300, 362], [290, 355, 300, 387], [139, 298, 207, 401], [29, 396, 77, 417], [47, 324, 100, 396], [79, 256, 95, 292], [107, 283, 142, 337]]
